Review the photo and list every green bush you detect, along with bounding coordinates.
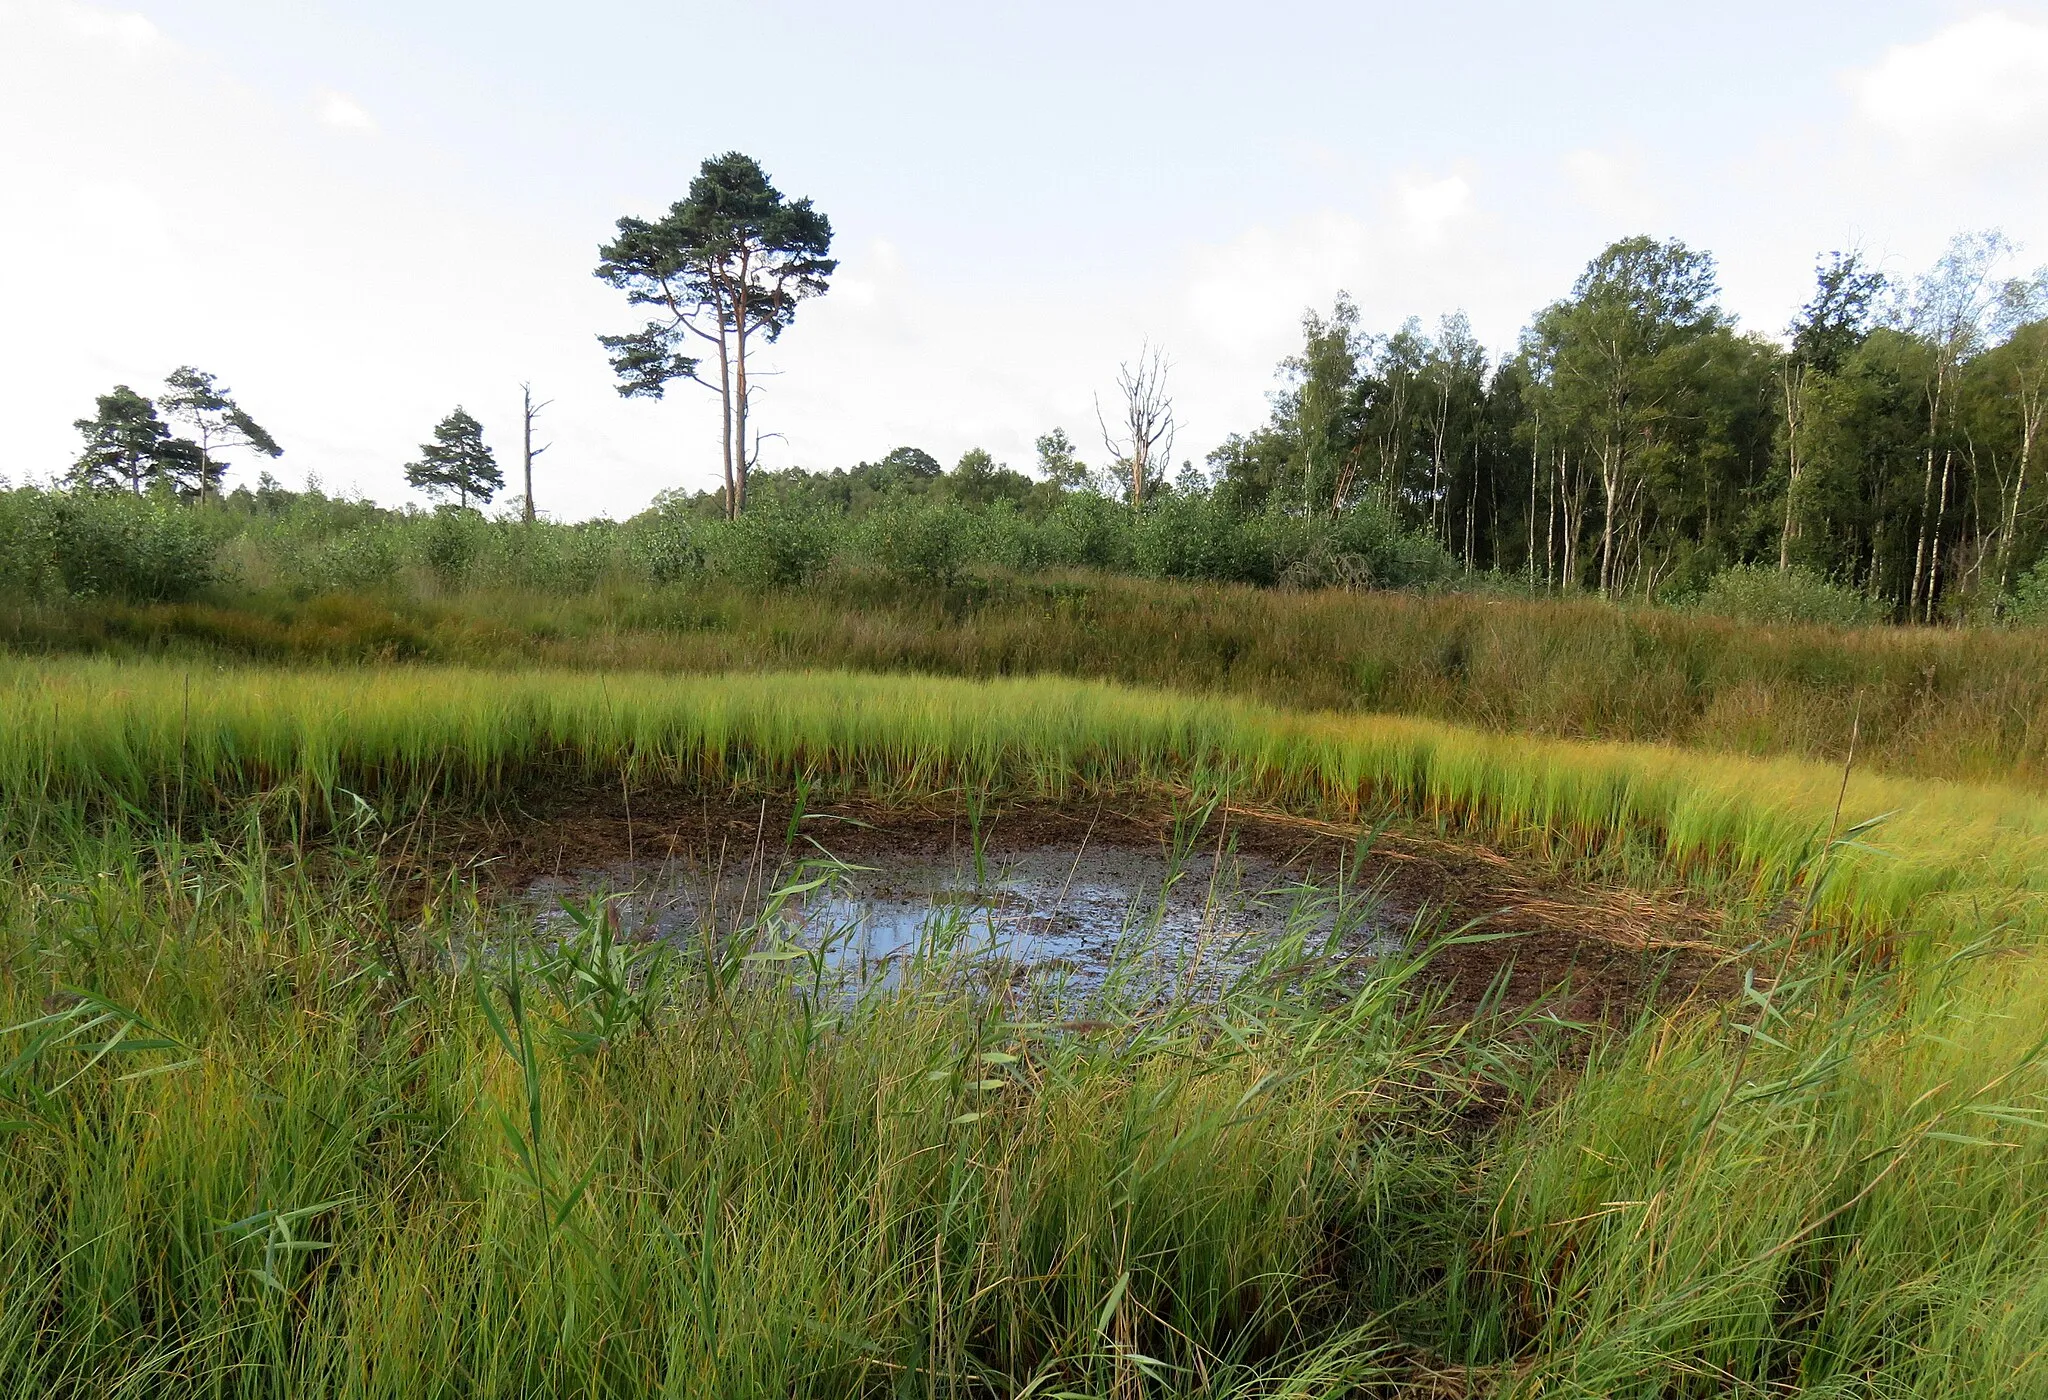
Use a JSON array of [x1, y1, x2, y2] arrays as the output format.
[[305, 526, 400, 592], [2012, 559, 2048, 625], [1286, 502, 1453, 591], [1134, 493, 1265, 583], [0, 489, 59, 599], [859, 498, 973, 587], [467, 519, 624, 593], [1037, 492, 1134, 571], [1690, 564, 1887, 627], [5, 489, 220, 602], [628, 507, 706, 585], [419, 508, 482, 589], [703, 499, 833, 589]]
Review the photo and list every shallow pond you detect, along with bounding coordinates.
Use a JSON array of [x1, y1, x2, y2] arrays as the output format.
[[526, 839, 1403, 999]]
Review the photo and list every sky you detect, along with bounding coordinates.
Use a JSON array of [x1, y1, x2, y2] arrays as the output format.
[[3, 0, 2046, 519]]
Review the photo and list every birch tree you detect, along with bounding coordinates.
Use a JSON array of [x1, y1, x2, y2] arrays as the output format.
[[1899, 231, 2011, 619], [1781, 252, 1884, 571], [1532, 237, 1724, 595]]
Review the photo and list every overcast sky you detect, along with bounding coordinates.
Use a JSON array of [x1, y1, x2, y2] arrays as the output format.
[[4, 1, 2046, 517]]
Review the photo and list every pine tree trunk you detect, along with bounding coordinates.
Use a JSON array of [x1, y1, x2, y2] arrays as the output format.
[[715, 322, 737, 520]]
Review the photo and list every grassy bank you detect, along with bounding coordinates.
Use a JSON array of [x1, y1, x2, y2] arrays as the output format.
[[4, 662, 2047, 1395], [11, 576, 2048, 790], [6, 660, 2045, 941]]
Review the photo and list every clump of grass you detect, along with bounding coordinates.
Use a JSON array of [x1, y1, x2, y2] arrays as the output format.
[[1489, 942, 2048, 1396]]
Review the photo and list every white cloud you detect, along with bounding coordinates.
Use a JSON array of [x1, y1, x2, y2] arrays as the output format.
[[1396, 173, 1474, 241], [1173, 170, 1531, 426], [57, 3, 161, 54], [1562, 148, 1661, 227], [315, 89, 377, 133], [1849, 11, 2048, 162]]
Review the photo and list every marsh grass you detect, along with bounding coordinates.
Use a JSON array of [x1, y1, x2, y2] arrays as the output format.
[[0, 817, 1516, 1398], [12, 576, 2048, 788], [2, 663, 2047, 1395], [3, 661, 2043, 945]]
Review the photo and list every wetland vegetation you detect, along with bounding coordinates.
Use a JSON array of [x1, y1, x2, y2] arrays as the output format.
[[0, 662, 2044, 1395]]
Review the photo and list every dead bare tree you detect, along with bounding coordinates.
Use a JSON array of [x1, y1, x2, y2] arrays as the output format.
[[1096, 342, 1176, 508], [520, 383, 553, 524]]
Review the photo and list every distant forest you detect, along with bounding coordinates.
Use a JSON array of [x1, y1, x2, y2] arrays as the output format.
[[664, 222, 2047, 622], [1173, 232, 2048, 622]]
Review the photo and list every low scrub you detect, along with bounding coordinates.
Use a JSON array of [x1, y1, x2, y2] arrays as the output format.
[[1687, 563, 1887, 627], [0, 487, 217, 602]]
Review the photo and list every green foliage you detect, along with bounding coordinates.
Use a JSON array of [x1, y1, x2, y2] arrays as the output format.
[[1131, 496, 1452, 590], [858, 496, 974, 586], [2013, 556, 2048, 624], [596, 152, 835, 402], [0, 490, 58, 599], [421, 507, 482, 588], [1133, 492, 1265, 582], [404, 407, 503, 508], [1690, 563, 1887, 627], [1034, 428, 1089, 489], [629, 500, 707, 584], [0, 488, 216, 602], [302, 525, 400, 593], [1037, 490, 1134, 571], [68, 384, 201, 496], [157, 365, 282, 499], [596, 151, 836, 516], [704, 498, 832, 589], [947, 447, 1036, 508]]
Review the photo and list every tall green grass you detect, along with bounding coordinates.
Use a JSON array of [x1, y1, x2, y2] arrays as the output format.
[[13, 578, 2048, 788], [0, 818, 1503, 1397], [4, 660, 2044, 943], [5, 661, 2048, 1395], [1492, 944, 2048, 1396]]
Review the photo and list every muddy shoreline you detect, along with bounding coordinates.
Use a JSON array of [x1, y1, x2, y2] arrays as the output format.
[[421, 785, 1738, 1021]]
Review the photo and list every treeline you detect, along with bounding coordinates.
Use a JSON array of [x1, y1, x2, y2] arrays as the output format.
[[1197, 232, 2047, 621], [22, 225, 2048, 625], [0, 465, 1454, 607], [644, 231, 2048, 622]]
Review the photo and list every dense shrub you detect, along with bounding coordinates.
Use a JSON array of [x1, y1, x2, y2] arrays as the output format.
[[628, 506, 706, 584], [1036, 492, 1134, 572], [1260, 502, 1454, 591], [1134, 493, 1266, 583], [0, 490, 59, 598], [305, 526, 400, 592], [1131, 497, 1451, 591], [0, 488, 217, 602], [858, 498, 974, 586], [703, 499, 833, 589], [2012, 559, 2048, 625], [420, 508, 482, 589], [1690, 564, 1888, 627], [465, 519, 624, 593]]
